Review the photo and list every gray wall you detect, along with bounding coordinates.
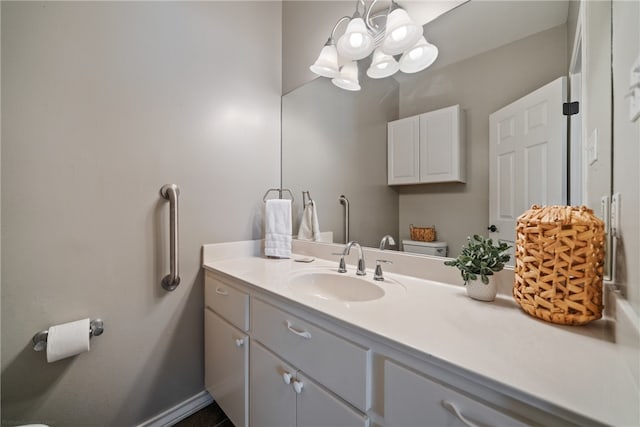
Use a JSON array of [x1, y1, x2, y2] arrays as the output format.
[[1, 2, 281, 426], [612, 0, 640, 316], [282, 77, 400, 247], [397, 25, 568, 257]]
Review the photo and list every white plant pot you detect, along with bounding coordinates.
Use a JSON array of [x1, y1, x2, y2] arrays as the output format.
[[465, 276, 497, 301]]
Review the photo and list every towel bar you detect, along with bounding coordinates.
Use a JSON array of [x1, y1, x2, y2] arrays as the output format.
[[263, 188, 295, 202], [32, 319, 104, 352], [302, 190, 313, 206]]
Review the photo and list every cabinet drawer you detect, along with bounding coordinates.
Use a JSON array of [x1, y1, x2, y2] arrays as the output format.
[[252, 298, 371, 412], [205, 271, 249, 331], [384, 360, 528, 427]]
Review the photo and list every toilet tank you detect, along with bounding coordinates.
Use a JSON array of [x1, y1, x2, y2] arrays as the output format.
[[402, 240, 448, 257]]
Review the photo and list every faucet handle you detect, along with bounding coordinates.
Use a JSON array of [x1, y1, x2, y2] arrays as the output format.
[[332, 252, 347, 273], [374, 259, 393, 281]]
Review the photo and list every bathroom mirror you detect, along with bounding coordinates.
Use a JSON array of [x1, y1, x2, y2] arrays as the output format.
[[282, 0, 612, 256]]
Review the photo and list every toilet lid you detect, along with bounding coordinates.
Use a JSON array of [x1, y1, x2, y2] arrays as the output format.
[[402, 239, 447, 248]]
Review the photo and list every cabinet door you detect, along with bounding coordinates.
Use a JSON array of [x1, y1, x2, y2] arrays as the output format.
[[388, 116, 420, 184], [384, 360, 527, 427], [419, 105, 465, 183], [297, 372, 369, 427], [250, 341, 296, 427], [204, 309, 248, 427]]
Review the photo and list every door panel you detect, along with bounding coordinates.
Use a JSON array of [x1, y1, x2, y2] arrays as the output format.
[[490, 77, 567, 261], [388, 116, 420, 184], [296, 372, 369, 427], [250, 341, 296, 427], [205, 309, 248, 427]]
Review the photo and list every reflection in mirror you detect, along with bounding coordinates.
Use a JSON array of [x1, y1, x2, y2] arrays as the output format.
[[282, 0, 612, 259], [282, 76, 399, 248], [611, 0, 640, 314]]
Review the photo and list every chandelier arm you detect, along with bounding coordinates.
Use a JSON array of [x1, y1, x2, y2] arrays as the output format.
[[355, 0, 367, 17], [330, 16, 352, 41], [365, 0, 395, 31]]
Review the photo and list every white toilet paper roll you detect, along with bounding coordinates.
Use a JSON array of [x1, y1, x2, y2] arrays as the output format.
[[46, 318, 90, 363]]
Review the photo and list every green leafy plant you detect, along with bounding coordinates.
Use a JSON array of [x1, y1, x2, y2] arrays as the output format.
[[444, 235, 511, 284]]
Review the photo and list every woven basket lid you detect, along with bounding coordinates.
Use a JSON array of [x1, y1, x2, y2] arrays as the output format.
[[517, 205, 604, 227]]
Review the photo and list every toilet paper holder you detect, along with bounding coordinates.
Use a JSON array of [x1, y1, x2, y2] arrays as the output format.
[[32, 319, 104, 352]]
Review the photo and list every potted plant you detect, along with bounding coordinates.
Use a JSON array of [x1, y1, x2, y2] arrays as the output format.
[[444, 235, 511, 301]]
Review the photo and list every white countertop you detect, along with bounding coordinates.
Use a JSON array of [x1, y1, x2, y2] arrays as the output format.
[[202, 241, 639, 426]]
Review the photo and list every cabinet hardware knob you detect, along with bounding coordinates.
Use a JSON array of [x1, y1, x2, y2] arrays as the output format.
[[292, 380, 304, 394], [441, 400, 480, 427], [235, 338, 244, 347], [285, 320, 312, 339], [215, 287, 229, 296], [487, 225, 498, 232], [282, 372, 292, 385]]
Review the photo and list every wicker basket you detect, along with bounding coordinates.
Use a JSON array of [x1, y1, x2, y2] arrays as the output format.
[[513, 205, 605, 325], [409, 224, 436, 242]]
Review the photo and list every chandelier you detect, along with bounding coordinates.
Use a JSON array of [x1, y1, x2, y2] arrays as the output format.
[[310, 0, 439, 91]]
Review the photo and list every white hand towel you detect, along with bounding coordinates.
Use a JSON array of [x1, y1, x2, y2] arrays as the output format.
[[297, 201, 321, 241], [264, 199, 292, 258]]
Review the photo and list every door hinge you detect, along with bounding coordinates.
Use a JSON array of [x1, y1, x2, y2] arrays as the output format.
[[563, 101, 579, 116]]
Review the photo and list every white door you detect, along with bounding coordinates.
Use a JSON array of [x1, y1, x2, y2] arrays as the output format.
[[296, 372, 369, 427], [489, 77, 567, 257], [204, 309, 249, 427], [419, 105, 465, 183], [388, 116, 420, 184], [249, 341, 297, 427]]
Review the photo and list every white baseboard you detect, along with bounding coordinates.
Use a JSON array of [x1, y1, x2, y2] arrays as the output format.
[[137, 390, 214, 427]]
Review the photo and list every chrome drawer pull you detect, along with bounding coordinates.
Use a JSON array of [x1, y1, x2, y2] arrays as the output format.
[[285, 320, 312, 339], [235, 338, 245, 347], [441, 400, 480, 427], [215, 287, 229, 296]]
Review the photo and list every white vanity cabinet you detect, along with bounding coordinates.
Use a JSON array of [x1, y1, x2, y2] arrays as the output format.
[[388, 105, 465, 185], [204, 271, 250, 427], [251, 298, 371, 413], [250, 341, 369, 427], [384, 360, 528, 427], [204, 267, 584, 427]]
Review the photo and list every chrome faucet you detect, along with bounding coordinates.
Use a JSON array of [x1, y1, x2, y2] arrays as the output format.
[[374, 259, 393, 281], [379, 235, 396, 250], [341, 241, 366, 276]]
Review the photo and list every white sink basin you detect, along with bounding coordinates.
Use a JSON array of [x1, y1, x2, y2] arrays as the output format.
[[288, 271, 387, 302]]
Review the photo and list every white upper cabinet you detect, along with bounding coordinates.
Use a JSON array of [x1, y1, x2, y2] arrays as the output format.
[[388, 105, 466, 185], [388, 116, 420, 184]]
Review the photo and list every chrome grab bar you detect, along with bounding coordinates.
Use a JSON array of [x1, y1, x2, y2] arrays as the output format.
[[160, 184, 180, 291], [339, 195, 350, 243]]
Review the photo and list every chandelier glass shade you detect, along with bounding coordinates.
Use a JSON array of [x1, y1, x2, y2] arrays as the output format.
[[380, 8, 423, 55], [331, 61, 361, 91], [309, 0, 438, 91], [366, 48, 399, 79], [399, 36, 439, 73], [337, 17, 375, 60], [309, 42, 341, 78]]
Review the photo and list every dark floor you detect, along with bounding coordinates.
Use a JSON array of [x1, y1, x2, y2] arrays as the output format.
[[172, 401, 234, 427]]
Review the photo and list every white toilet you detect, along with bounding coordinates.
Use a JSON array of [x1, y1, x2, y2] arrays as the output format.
[[402, 240, 448, 257]]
